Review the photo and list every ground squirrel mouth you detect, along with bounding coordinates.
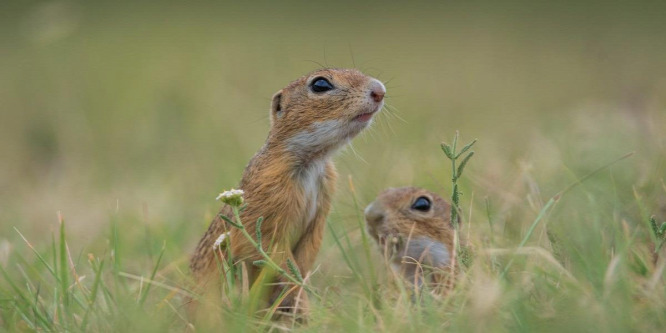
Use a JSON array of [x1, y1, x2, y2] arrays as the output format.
[[354, 111, 377, 122]]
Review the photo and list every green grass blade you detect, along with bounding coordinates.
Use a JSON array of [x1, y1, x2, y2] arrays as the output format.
[[138, 242, 166, 307], [52, 233, 57, 285], [500, 197, 558, 278], [327, 223, 372, 297], [81, 258, 106, 331], [500, 152, 633, 279], [58, 218, 70, 310], [14, 228, 57, 279], [348, 177, 378, 294], [112, 216, 121, 275], [0, 264, 52, 329]]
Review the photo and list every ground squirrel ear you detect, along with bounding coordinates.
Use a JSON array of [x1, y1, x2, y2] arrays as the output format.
[[271, 91, 283, 118]]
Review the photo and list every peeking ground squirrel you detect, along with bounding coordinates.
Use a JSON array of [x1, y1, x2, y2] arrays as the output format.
[[190, 69, 386, 314], [364, 187, 457, 295]]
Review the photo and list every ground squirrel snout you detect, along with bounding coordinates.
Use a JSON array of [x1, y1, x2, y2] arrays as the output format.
[[190, 68, 385, 317], [365, 187, 457, 293], [369, 81, 386, 102]]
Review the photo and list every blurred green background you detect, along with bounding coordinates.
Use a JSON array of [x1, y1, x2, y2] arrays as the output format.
[[2, 0, 665, 256], [1, 1, 665, 330], [2, 0, 665, 253]]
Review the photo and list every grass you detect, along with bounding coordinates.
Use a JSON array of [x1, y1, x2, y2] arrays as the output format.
[[2, 1, 666, 332]]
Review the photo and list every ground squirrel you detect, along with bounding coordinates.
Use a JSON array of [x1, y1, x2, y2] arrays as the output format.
[[365, 187, 457, 295], [190, 68, 386, 314]]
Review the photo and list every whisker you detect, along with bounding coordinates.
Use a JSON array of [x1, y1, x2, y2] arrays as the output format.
[[304, 59, 327, 69]]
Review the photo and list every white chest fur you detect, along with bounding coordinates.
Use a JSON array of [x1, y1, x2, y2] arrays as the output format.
[[301, 159, 326, 222], [289, 158, 327, 245], [285, 120, 347, 245]]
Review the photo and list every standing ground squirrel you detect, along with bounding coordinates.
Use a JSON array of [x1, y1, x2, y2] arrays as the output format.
[[190, 68, 386, 314], [365, 187, 458, 295]]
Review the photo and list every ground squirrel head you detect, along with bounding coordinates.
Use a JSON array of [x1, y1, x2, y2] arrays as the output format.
[[365, 187, 456, 287], [268, 68, 385, 160]]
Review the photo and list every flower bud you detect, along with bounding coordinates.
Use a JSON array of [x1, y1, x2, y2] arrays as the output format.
[[216, 188, 245, 207]]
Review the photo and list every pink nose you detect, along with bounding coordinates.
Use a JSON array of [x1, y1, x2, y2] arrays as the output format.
[[369, 79, 386, 103], [371, 90, 385, 103]]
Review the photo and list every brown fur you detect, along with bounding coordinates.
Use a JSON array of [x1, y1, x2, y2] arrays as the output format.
[[365, 187, 458, 295], [189, 68, 385, 318]]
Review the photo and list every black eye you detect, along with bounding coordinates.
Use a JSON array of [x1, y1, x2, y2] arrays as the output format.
[[411, 196, 431, 212], [310, 77, 334, 93]]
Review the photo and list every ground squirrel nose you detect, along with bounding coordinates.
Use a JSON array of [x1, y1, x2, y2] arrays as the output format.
[[364, 201, 385, 226], [369, 79, 386, 103]]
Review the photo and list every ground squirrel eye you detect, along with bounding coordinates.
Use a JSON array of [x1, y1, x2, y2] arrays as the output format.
[[411, 196, 431, 212], [310, 77, 334, 93]]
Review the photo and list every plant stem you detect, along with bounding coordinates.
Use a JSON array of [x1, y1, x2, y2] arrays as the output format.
[[451, 148, 458, 229], [230, 207, 306, 288]]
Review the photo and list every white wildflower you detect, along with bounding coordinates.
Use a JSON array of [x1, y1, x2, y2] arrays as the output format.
[[216, 188, 245, 207], [212, 232, 230, 250]]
